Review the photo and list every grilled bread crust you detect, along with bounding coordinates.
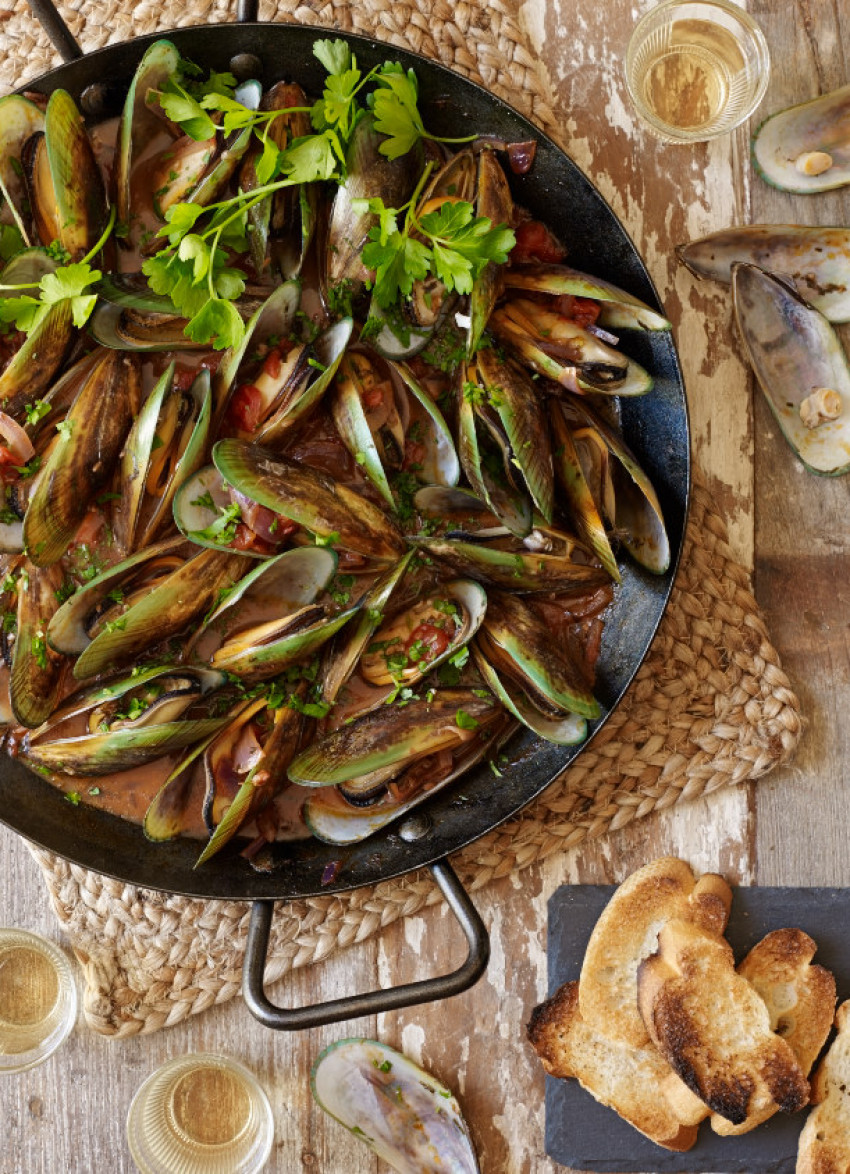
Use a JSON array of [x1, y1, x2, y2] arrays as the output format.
[[712, 929, 836, 1136], [527, 980, 705, 1152], [797, 1001, 850, 1174], [579, 857, 733, 1047], [638, 919, 810, 1128]]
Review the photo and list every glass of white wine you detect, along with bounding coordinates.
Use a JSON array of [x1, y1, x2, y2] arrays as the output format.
[[625, 0, 770, 143], [126, 1053, 274, 1174], [0, 928, 78, 1074]]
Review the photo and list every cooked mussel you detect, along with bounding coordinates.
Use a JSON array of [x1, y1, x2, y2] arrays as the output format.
[[22, 664, 229, 776], [10, 560, 66, 728], [0, 95, 45, 242], [22, 89, 108, 261], [311, 1038, 480, 1174], [23, 349, 141, 567], [491, 298, 652, 396], [213, 439, 406, 562], [503, 262, 671, 331]]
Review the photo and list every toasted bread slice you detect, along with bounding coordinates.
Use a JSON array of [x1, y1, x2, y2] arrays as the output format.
[[638, 919, 810, 1127], [579, 857, 732, 1047], [797, 1001, 850, 1174], [712, 928, 836, 1136], [527, 980, 707, 1151]]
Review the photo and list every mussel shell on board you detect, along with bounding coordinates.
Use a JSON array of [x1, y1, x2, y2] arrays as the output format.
[[752, 84, 850, 195]]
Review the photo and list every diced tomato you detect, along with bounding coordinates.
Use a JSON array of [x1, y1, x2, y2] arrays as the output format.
[[227, 384, 264, 433], [172, 364, 197, 393], [231, 523, 277, 555], [511, 219, 567, 265], [361, 386, 384, 410], [0, 445, 19, 477], [262, 348, 283, 379], [555, 294, 601, 330], [199, 353, 223, 375], [405, 622, 450, 663], [403, 441, 426, 469]]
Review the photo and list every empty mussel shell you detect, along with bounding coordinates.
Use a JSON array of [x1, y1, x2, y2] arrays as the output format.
[[733, 262, 850, 475], [752, 84, 850, 194]]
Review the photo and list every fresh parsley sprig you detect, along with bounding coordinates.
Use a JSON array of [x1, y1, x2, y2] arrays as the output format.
[[353, 171, 515, 309], [0, 206, 117, 333]]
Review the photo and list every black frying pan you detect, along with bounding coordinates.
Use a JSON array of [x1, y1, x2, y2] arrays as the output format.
[[0, 0, 690, 1027]]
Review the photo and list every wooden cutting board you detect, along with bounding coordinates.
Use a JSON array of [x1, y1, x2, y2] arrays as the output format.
[[544, 884, 850, 1172]]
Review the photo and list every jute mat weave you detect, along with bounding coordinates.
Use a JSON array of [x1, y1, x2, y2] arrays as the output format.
[[3, 0, 803, 1037]]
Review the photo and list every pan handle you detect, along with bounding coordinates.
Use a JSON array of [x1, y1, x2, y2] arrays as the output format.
[[242, 857, 490, 1030], [27, 0, 259, 64]]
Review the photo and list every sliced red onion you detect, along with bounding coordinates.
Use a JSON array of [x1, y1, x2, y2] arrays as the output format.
[[0, 411, 34, 463], [586, 323, 620, 346], [506, 140, 537, 175]]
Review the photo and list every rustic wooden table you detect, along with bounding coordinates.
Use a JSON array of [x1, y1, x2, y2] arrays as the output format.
[[2, 1, 848, 1170]]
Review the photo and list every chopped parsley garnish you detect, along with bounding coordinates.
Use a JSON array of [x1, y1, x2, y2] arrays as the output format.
[[455, 708, 479, 730]]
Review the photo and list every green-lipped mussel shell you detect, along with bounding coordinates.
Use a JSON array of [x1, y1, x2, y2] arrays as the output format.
[[115, 365, 211, 553], [471, 643, 586, 746], [27, 89, 108, 261], [0, 95, 44, 234], [411, 533, 608, 594], [213, 439, 406, 562], [456, 380, 532, 538], [310, 1039, 480, 1174], [24, 716, 231, 777], [752, 84, 850, 195], [0, 300, 74, 421], [325, 115, 422, 295], [255, 318, 353, 447], [677, 226, 850, 324], [475, 346, 554, 522], [213, 280, 300, 425], [733, 262, 850, 477], [72, 547, 246, 679], [550, 403, 620, 583], [115, 39, 181, 249], [468, 149, 512, 357], [47, 535, 189, 655], [11, 561, 65, 728], [210, 602, 358, 683], [24, 350, 140, 567], [503, 263, 671, 331], [558, 397, 670, 572], [478, 591, 599, 719], [88, 303, 202, 352], [288, 688, 501, 786]]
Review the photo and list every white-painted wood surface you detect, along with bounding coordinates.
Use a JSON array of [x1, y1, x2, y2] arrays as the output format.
[[3, 0, 843, 1170]]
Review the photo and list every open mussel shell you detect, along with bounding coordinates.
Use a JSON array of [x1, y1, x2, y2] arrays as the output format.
[[23, 664, 229, 776], [311, 1038, 480, 1174], [213, 439, 406, 562], [11, 561, 66, 728], [114, 364, 211, 554], [557, 397, 669, 574], [504, 262, 671, 331], [491, 299, 652, 397], [200, 545, 337, 634], [23, 89, 108, 261], [47, 535, 189, 656], [474, 346, 554, 522], [752, 84, 850, 194], [0, 292, 74, 422], [115, 39, 181, 250], [72, 547, 245, 680], [331, 351, 460, 507], [0, 96, 45, 233], [676, 226, 850, 324], [320, 551, 415, 707], [88, 302, 203, 352], [288, 687, 500, 788], [477, 591, 600, 720], [456, 380, 532, 538], [733, 262, 850, 475], [468, 148, 512, 357], [324, 115, 422, 299], [471, 644, 585, 746], [550, 404, 620, 583], [211, 601, 358, 683], [23, 349, 140, 567], [413, 531, 608, 594]]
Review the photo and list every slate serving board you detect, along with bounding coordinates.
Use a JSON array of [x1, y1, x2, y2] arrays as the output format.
[[543, 885, 850, 1172]]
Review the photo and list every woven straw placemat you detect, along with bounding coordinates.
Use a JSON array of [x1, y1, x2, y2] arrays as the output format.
[[3, 0, 802, 1037]]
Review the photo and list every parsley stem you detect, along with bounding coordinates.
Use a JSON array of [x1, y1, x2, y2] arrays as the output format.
[[81, 205, 117, 268], [0, 172, 31, 249], [423, 131, 478, 144]]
